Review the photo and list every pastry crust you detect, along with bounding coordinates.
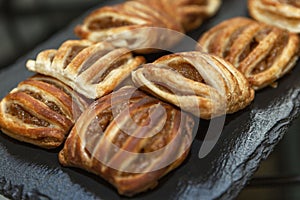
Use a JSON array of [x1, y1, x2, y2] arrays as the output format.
[[197, 17, 300, 90], [159, 0, 222, 32], [26, 40, 145, 99], [248, 0, 300, 33], [131, 51, 254, 119], [59, 86, 194, 196], [0, 75, 89, 149], [74, 1, 184, 53]]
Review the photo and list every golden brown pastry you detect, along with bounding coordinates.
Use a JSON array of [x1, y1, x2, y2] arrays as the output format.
[[197, 17, 300, 90], [159, 0, 222, 32], [74, 1, 184, 53], [0, 75, 89, 149], [131, 51, 254, 119], [248, 0, 300, 33], [26, 40, 145, 99], [59, 86, 194, 196]]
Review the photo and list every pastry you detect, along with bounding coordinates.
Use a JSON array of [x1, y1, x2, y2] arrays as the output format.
[[197, 17, 300, 90], [248, 0, 300, 33], [59, 86, 194, 196], [131, 51, 254, 119], [74, 0, 184, 53], [160, 0, 222, 32], [0, 75, 89, 149], [26, 40, 145, 99]]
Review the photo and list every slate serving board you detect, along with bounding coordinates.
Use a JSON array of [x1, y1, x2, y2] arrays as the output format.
[[1, 0, 300, 199]]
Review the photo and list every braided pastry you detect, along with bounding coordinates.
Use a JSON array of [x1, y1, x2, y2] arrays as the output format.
[[197, 17, 300, 90], [59, 86, 194, 196], [74, 0, 184, 53], [0, 75, 89, 149], [131, 51, 254, 119], [159, 0, 222, 32], [175, 0, 221, 31], [26, 40, 145, 99], [248, 0, 300, 33]]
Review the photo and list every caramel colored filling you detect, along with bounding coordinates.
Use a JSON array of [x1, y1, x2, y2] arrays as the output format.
[[154, 83, 176, 95], [181, 0, 207, 7], [223, 26, 248, 58], [238, 39, 259, 63], [46, 101, 64, 115], [168, 61, 203, 82], [144, 107, 175, 152], [252, 30, 289, 74], [7, 103, 50, 127], [65, 46, 86, 67], [82, 93, 186, 177], [107, 106, 174, 177], [279, 0, 300, 7], [237, 27, 272, 64], [97, 110, 114, 132], [88, 17, 134, 30], [112, 130, 130, 149], [23, 90, 64, 115], [117, 107, 178, 176]]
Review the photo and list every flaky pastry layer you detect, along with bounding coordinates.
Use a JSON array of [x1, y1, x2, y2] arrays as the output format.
[[0, 75, 89, 148], [59, 86, 194, 196], [26, 40, 145, 99], [198, 17, 300, 90], [132, 51, 254, 119]]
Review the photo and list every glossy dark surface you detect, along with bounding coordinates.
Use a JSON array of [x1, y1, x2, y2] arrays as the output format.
[[1, 0, 300, 199]]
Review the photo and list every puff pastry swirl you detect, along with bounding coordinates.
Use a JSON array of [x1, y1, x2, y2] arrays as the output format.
[[74, 0, 184, 53], [197, 17, 300, 90], [26, 40, 145, 99], [0, 75, 89, 149], [59, 86, 194, 196], [131, 51, 254, 119], [248, 0, 300, 33]]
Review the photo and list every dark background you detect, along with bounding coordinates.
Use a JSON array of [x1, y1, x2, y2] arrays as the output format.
[[0, 0, 300, 199], [0, 0, 98, 69]]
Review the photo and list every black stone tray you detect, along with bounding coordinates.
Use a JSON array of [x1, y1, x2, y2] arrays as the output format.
[[1, 0, 300, 199]]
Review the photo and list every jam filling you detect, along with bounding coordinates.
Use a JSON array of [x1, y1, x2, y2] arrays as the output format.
[[84, 96, 182, 175], [223, 26, 249, 58], [45, 101, 64, 115], [112, 130, 130, 149], [88, 17, 134, 30], [238, 38, 259, 64], [8, 103, 50, 127], [65, 46, 86, 68], [23, 90, 64, 115], [118, 107, 177, 176], [168, 61, 203, 82], [252, 30, 289, 74], [97, 110, 114, 132], [145, 107, 174, 152], [111, 103, 173, 151], [181, 0, 207, 6], [237, 26, 272, 63], [154, 83, 176, 95]]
